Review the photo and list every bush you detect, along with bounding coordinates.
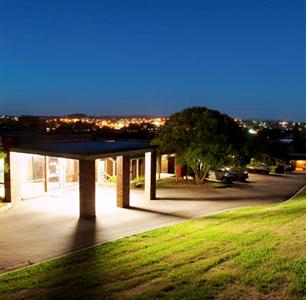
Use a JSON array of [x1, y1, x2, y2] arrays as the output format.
[[108, 176, 117, 183], [275, 164, 285, 174], [269, 166, 277, 173], [134, 176, 145, 185]]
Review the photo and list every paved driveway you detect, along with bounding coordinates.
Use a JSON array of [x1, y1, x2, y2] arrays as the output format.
[[0, 173, 305, 273]]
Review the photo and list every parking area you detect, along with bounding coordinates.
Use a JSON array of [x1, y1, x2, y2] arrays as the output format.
[[0, 173, 305, 273]]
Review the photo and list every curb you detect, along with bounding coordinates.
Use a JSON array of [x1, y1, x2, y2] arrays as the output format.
[[287, 184, 306, 201]]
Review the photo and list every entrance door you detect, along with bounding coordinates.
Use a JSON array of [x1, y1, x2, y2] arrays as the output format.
[[18, 154, 45, 199], [97, 160, 105, 184], [47, 157, 62, 191], [47, 157, 78, 192]]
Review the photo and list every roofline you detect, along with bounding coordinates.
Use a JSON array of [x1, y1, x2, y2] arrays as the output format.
[[10, 146, 156, 160]]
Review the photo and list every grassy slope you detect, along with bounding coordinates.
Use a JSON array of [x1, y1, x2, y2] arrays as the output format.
[[0, 189, 305, 300]]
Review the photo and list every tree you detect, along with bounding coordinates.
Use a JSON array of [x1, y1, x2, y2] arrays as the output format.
[[18, 115, 46, 132], [154, 107, 248, 183]]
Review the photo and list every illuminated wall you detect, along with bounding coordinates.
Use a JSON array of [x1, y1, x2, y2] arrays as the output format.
[[294, 160, 306, 171]]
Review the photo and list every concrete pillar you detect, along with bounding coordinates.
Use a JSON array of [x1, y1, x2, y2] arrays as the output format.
[[4, 151, 11, 203], [116, 155, 130, 208], [157, 154, 161, 180], [79, 159, 96, 218], [44, 156, 48, 193], [145, 150, 157, 200], [8, 152, 22, 206], [136, 158, 139, 178]]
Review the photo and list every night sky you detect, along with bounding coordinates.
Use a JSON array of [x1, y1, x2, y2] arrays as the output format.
[[0, 0, 305, 120]]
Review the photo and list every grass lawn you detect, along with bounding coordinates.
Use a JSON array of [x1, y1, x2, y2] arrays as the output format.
[[157, 177, 227, 189], [0, 189, 305, 299]]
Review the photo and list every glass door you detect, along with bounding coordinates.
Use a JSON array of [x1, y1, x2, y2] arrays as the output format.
[[47, 157, 62, 191], [97, 159, 105, 184]]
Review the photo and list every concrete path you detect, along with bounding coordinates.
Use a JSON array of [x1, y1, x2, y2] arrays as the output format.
[[0, 173, 305, 273]]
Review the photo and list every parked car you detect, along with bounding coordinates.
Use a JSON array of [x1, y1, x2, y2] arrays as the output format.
[[225, 167, 249, 182], [208, 168, 237, 184], [278, 163, 294, 173], [269, 163, 294, 174], [247, 163, 270, 175]]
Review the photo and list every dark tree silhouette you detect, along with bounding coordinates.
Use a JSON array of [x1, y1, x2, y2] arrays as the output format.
[[154, 107, 248, 183]]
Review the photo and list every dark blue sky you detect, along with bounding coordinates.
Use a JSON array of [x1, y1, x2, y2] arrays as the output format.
[[0, 0, 305, 120]]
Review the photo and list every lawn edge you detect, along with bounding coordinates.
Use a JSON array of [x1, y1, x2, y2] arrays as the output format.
[[287, 183, 306, 200]]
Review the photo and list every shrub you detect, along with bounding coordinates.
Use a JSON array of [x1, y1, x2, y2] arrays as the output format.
[[134, 176, 145, 185], [108, 176, 117, 183]]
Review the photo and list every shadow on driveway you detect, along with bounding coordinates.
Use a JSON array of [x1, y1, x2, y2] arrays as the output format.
[[70, 217, 97, 251], [129, 206, 189, 220]]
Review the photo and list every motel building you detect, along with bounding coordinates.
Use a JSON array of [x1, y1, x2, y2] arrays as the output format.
[[0, 133, 156, 218], [289, 153, 306, 172]]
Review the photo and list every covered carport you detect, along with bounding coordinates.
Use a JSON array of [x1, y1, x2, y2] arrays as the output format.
[[7, 140, 157, 218]]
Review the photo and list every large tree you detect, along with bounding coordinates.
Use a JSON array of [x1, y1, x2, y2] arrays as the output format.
[[154, 107, 248, 183]]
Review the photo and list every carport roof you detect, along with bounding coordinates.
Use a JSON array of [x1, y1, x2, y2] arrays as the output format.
[[10, 140, 156, 160]]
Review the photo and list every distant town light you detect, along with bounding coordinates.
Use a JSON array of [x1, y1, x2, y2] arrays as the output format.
[[248, 128, 257, 135]]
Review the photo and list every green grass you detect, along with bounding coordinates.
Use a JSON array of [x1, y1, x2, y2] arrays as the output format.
[[156, 178, 227, 189], [1, 188, 306, 299]]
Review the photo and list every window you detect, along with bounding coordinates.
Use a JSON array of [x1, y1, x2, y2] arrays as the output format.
[[20, 154, 44, 198]]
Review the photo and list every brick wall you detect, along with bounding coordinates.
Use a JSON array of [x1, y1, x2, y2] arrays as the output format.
[[145, 151, 156, 200], [8, 152, 23, 206], [79, 159, 96, 218], [116, 155, 130, 208]]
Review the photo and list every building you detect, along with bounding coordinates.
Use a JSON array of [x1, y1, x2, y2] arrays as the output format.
[[160, 154, 175, 174], [0, 133, 157, 218], [289, 153, 306, 172]]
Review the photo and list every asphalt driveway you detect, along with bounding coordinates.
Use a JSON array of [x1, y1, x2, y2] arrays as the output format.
[[0, 173, 305, 273]]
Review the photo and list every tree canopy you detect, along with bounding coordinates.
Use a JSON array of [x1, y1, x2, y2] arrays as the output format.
[[154, 107, 248, 182]]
